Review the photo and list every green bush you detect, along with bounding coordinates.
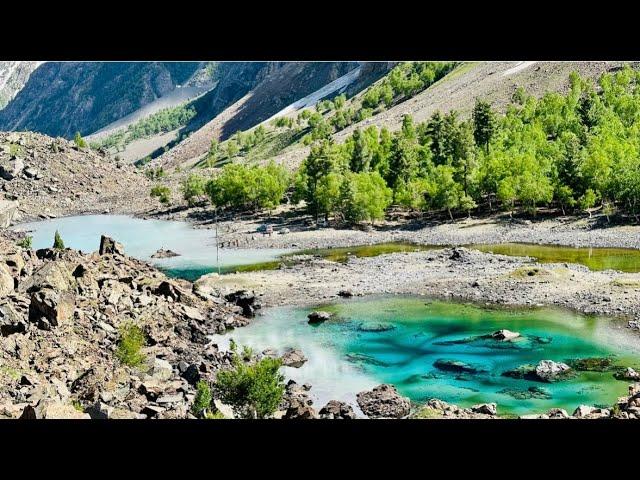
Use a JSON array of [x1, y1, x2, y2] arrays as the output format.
[[150, 185, 171, 204], [213, 345, 285, 419], [74, 131, 87, 148], [17, 235, 33, 249], [181, 173, 206, 206], [116, 323, 146, 367], [191, 380, 213, 418]]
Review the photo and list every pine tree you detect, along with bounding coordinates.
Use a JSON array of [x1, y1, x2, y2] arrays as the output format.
[[472, 99, 495, 153], [53, 230, 65, 249]]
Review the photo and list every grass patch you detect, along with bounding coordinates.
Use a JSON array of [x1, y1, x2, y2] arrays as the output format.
[[510, 266, 551, 278], [0, 365, 21, 381], [72, 400, 84, 412], [116, 323, 146, 367], [410, 407, 444, 419], [611, 277, 640, 288]]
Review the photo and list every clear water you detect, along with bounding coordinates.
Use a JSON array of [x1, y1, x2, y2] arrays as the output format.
[[211, 296, 640, 416], [12, 215, 291, 280], [470, 243, 640, 273]]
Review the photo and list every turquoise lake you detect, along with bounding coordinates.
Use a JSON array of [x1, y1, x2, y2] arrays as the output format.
[[12, 214, 291, 279], [211, 296, 640, 416]]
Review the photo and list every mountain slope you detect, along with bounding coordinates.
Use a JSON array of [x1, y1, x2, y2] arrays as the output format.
[[155, 62, 371, 168], [0, 62, 210, 138], [0, 61, 42, 109], [265, 61, 625, 171]]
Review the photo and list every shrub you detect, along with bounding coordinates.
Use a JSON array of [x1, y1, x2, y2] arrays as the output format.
[[17, 235, 32, 249], [116, 323, 146, 367], [53, 230, 65, 249], [213, 345, 285, 419], [191, 380, 214, 418], [74, 131, 87, 148], [150, 185, 171, 204]]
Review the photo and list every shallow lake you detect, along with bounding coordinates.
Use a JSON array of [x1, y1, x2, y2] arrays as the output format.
[[470, 242, 640, 273], [12, 215, 291, 280], [211, 296, 640, 416]]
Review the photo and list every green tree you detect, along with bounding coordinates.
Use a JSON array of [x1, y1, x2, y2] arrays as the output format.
[[53, 230, 65, 249], [340, 171, 392, 224], [181, 173, 206, 206], [191, 381, 214, 418], [472, 99, 496, 153], [116, 323, 146, 367], [150, 185, 171, 204]]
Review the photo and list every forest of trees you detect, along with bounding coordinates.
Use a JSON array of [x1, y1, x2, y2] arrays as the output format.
[[156, 67, 640, 226], [96, 104, 196, 151]]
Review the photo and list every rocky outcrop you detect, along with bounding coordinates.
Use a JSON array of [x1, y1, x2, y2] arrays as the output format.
[[615, 367, 640, 381], [488, 329, 520, 341], [280, 380, 317, 419], [0, 233, 248, 419], [0, 263, 14, 296], [356, 384, 410, 419]]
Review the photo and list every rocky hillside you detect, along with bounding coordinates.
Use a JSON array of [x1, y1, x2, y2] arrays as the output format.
[[0, 62, 212, 138], [0, 131, 151, 224], [0, 233, 253, 419], [0, 62, 42, 109]]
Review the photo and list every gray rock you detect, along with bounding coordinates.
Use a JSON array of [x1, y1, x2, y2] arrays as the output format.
[[489, 329, 520, 341], [471, 403, 497, 415], [535, 360, 572, 382], [0, 263, 14, 296], [148, 358, 173, 382], [280, 348, 308, 368], [0, 157, 24, 180], [0, 199, 19, 228], [319, 400, 356, 419], [356, 384, 411, 419]]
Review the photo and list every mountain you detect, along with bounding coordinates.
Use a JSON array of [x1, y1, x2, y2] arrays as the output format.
[[0, 62, 213, 138], [0, 61, 42, 109]]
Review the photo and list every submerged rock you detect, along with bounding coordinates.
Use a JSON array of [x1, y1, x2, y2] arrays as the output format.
[[345, 352, 390, 367], [568, 357, 614, 372], [307, 311, 332, 324], [488, 329, 520, 341], [356, 384, 410, 419], [280, 348, 308, 368], [433, 359, 483, 374], [358, 322, 396, 332], [499, 386, 552, 400]]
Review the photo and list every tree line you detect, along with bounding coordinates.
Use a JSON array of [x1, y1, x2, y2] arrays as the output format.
[[155, 67, 640, 224]]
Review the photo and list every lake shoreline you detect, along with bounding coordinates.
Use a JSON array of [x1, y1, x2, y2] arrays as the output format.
[[200, 246, 640, 328]]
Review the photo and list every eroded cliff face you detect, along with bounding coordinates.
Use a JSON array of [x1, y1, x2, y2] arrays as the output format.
[[0, 61, 42, 109], [0, 62, 208, 138]]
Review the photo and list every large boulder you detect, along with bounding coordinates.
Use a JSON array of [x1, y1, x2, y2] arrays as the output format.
[[21, 261, 73, 293], [0, 157, 24, 180], [319, 400, 356, 419], [99, 235, 125, 255], [489, 329, 520, 341], [28, 288, 75, 328], [0, 199, 19, 228], [0, 303, 27, 336], [224, 290, 259, 317], [147, 358, 173, 382], [356, 384, 411, 419], [0, 263, 14, 296], [280, 348, 308, 368], [307, 311, 332, 324], [535, 360, 572, 382], [573, 405, 611, 419]]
